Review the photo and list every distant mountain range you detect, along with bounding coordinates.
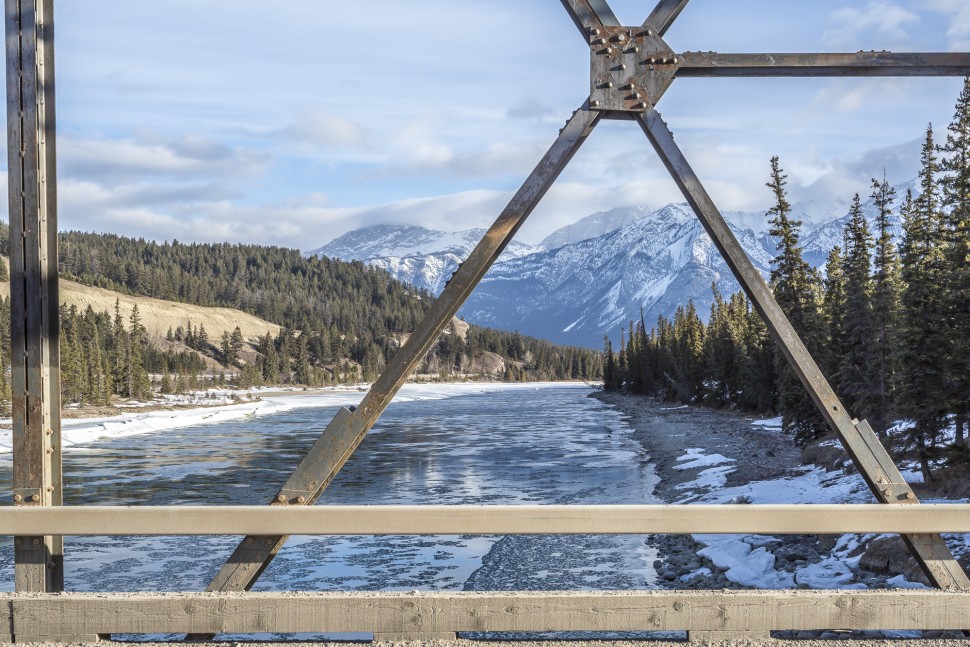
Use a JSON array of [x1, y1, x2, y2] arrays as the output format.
[[308, 180, 916, 348]]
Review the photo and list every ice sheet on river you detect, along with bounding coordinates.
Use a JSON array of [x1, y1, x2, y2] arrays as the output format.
[[0, 382, 568, 456]]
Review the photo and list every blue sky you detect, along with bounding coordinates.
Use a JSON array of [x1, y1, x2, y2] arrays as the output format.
[[30, 0, 970, 249]]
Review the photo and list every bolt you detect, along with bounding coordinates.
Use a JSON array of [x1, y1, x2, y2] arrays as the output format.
[[620, 63, 627, 70], [590, 100, 600, 107], [672, 57, 679, 64], [905, 492, 916, 501], [245, 538, 253, 544], [632, 47, 639, 53], [649, 57, 656, 64], [590, 28, 600, 36], [593, 38, 605, 46], [276, 494, 286, 502], [605, 47, 614, 55], [636, 102, 647, 110], [623, 83, 634, 91], [32, 538, 40, 545], [616, 34, 626, 42], [882, 488, 892, 497], [47, 561, 55, 569], [605, 81, 613, 88], [31, 494, 39, 502], [15, 539, 22, 546], [297, 496, 306, 503], [13, 494, 22, 502], [46, 447, 53, 454], [265, 538, 273, 546], [646, 29, 654, 37], [633, 92, 641, 100]]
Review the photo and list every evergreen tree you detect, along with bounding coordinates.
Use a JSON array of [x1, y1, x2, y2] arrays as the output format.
[[603, 337, 619, 391], [823, 244, 847, 390], [765, 157, 826, 444], [838, 194, 875, 425], [870, 174, 902, 437], [938, 77, 970, 448], [898, 129, 950, 481]]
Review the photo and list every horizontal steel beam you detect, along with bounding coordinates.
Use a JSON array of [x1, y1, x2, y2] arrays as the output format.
[[3, 504, 970, 536], [6, 590, 970, 635], [676, 51, 970, 77]]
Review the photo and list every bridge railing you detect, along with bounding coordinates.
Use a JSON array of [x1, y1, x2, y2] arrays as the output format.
[[2, 503, 969, 639]]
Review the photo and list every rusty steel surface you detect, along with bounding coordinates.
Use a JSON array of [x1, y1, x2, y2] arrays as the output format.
[[6, 0, 62, 595], [589, 26, 677, 111], [676, 51, 970, 77], [644, 0, 690, 36]]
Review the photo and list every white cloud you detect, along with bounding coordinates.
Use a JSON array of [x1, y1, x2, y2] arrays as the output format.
[[277, 109, 369, 149], [60, 135, 270, 182], [823, 2, 920, 48], [918, 0, 970, 50], [808, 79, 909, 114]]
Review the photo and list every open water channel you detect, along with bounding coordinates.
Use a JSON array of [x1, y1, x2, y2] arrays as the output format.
[[0, 384, 664, 639]]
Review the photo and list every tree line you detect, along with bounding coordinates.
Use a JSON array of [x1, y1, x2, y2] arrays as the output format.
[[605, 79, 970, 482], [0, 225, 602, 413]]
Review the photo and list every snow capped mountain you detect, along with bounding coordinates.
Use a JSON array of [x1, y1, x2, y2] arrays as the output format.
[[461, 204, 775, 346], [801, 179, 915, 268], [305, 225, 539, 294], [539, 205, 653, 249], [304, 181, 917, 348]]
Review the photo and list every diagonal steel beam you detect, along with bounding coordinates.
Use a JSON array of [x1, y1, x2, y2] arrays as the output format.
[[560, 0, 620, 39], [676, 52, 970, 77], [186, 102, 603, 639], [635, 107, 969, 591], [644, 0, 689, 36]]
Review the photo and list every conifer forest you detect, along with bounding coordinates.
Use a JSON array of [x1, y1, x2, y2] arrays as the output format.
[[0, 233, 602, 415], [604, 79, 970, 482]]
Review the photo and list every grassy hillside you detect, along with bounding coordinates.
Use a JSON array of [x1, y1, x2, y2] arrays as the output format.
[[0, 274, 281, 344]]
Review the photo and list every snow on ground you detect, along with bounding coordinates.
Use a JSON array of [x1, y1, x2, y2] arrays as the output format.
[[673, 447, 734, 471], [751, 416, 782, 430], [671, 432, 886, 590], [672, 417, 968, 591], [0, 382, 577, 457]]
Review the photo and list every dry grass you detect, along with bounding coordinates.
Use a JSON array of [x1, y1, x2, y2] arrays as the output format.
[[0, 275, 280, 344]]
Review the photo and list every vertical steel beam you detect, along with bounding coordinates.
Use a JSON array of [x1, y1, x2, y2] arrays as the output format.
[[186, 105, 603, 636], [636, 107, 969, 590], [6, 0, 62, 593]]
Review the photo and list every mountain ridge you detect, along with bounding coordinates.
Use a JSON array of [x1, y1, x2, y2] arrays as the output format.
[[308, 180, 918, 348]]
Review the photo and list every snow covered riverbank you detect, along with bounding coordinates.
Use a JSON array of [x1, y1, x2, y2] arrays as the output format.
[[590, 392, 970, 592], [0, 382, 575, 457]]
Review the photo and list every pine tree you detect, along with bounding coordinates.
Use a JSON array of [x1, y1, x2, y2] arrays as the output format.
[[220, 331, 236, 367], [898, 128, 950, 481], [765, 157, 827, 444], [870, 174, 902, 437], [823, 244, 847, 390], [603, 337, 619, 391], [838, 194, 875, 425], [938, 77, 970, 448]]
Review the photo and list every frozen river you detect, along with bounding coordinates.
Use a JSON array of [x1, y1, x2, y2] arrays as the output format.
[[0, 383, 663, 637]]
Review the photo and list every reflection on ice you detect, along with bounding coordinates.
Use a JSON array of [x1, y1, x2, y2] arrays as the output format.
[[0, 384, 662, 640]]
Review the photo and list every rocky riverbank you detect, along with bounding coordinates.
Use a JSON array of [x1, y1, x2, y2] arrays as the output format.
[[590, 390, 969, 640]]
